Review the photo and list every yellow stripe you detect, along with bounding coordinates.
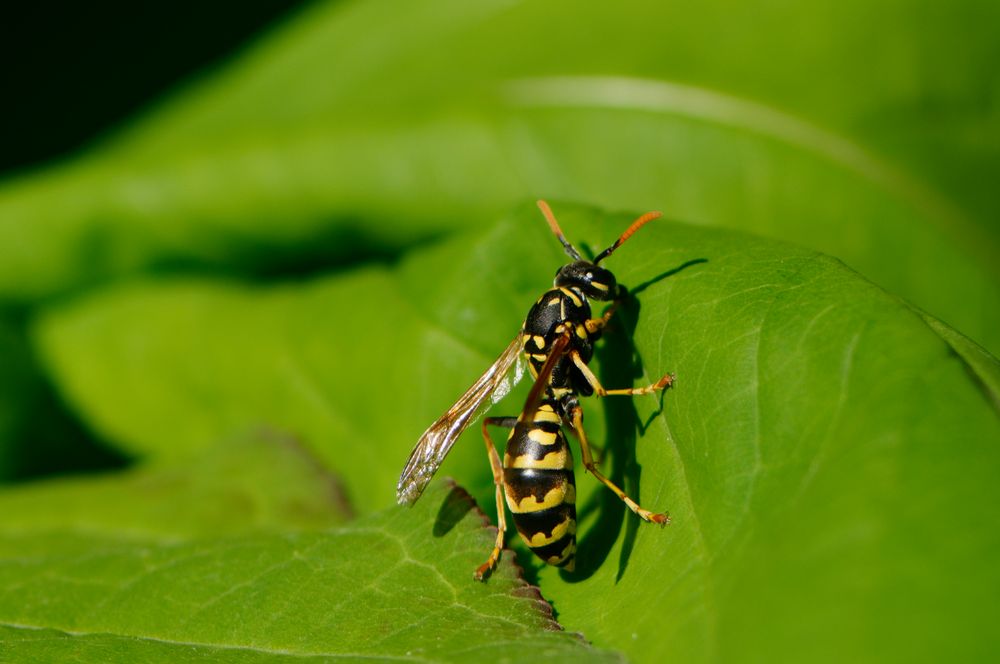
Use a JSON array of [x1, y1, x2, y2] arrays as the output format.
[[533, 335, 546, 349], [564, 483, 577, 505], [506, 448, 571, 469], [534, 408, 561, 424], [575, 324, 587, 339], [506, 483, 567, 513], [546, 540, 576, 565], [524, 517, 576, 548], [527, 428, 558, 445], [559, 287, 583, 307]]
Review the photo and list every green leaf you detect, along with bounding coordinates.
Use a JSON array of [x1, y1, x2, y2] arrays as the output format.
[[2, 0, 999, 356], [917, 314, 1000, 408], [0, 431, 350, 540], [0, 314, 120, 482], [31, 268, 496, 511], [533, 212, 1000, 663], [0, 317, 34, 478], [34, 205, 1000, 661], [0, 482, 618, 663]]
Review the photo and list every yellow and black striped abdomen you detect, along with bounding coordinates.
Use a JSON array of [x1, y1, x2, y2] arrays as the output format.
[[502, 401, 577, 569]]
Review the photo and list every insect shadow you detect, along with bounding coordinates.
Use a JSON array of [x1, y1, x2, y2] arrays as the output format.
[[562, 257, 706, 583], [433, 484, 477, 537]]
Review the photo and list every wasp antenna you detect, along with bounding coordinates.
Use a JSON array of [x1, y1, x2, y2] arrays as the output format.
[[537, 200, 583, 261], [594, 210, 662, 264]]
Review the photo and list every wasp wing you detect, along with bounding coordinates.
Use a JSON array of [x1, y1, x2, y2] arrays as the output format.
[[396, 333, 525, 505]]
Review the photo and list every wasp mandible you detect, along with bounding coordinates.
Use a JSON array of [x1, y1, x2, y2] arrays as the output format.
[[397, 201, 673, 579]]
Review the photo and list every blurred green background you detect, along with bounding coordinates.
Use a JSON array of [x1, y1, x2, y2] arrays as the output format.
[[1, 1, 998, 662]]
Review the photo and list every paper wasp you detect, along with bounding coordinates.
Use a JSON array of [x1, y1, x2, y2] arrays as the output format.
[[397, 201, 673, 579]]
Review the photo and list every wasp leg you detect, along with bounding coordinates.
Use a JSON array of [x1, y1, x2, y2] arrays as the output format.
[[584, 284, 633, 334], [570, 350, 674, 396], [584, 303, 620, 335], [474, 416, 518, 581], [569, 406, 669, 526]]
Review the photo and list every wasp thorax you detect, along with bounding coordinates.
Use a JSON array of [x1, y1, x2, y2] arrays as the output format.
[[554, 261, 617, 300]]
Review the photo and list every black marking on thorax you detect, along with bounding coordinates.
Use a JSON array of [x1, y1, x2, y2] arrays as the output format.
[[521, 286, 600, 396]]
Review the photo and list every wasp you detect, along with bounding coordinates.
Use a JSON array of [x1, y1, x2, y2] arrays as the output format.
[[397, 201, 673, 579]]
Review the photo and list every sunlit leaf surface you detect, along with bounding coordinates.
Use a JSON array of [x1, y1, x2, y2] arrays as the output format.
[[31, 206, 1000, 662], [0, 432, 352, 539], [0, 482, 619, 663]]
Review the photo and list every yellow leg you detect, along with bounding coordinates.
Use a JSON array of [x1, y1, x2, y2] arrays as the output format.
[[584, 303, 620, 334], [571, 350, 674, 396], [474, 417, 515, 581], [570, 406, 669, 526]]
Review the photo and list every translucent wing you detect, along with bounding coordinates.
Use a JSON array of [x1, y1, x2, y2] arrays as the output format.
[[396, 333, 525, 505]]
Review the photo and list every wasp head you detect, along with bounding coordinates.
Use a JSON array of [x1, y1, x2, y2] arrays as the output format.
[[554, 261, 617, 300]]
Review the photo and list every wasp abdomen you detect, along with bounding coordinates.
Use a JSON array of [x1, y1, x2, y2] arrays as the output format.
[[503, 401, 577, 569]]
